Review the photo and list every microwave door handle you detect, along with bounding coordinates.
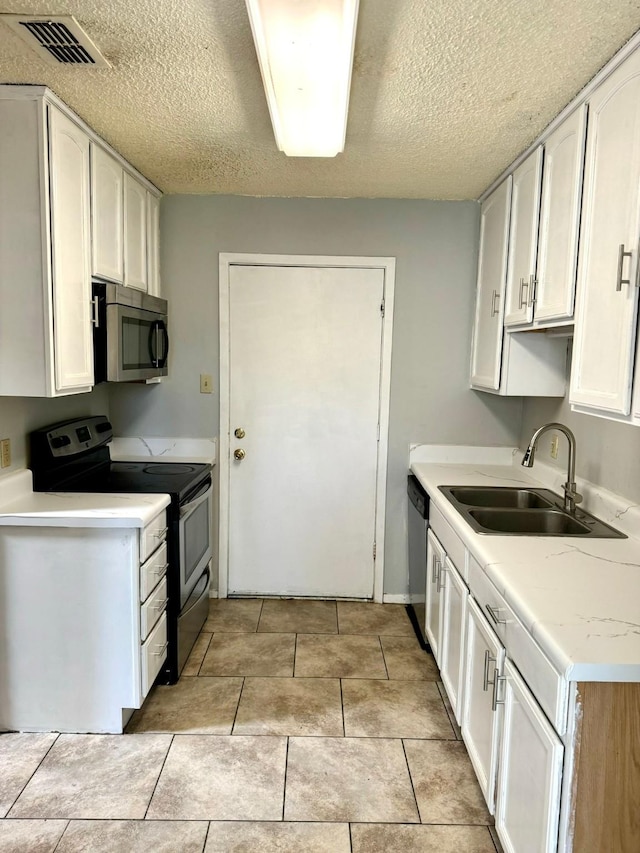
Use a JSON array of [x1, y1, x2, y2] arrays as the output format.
[[157, 320, 169, 367], [148, 320, 160, 367]]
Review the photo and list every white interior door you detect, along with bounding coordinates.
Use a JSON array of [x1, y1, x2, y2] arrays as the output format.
[[228, 264, 385, 598]]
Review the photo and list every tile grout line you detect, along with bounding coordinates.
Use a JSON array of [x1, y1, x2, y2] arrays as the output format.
[[195, 632, 213, 677], [293, 632, 299, 678], [50, 818, 70, 852], [377, 635, 390, 680], [401, 738, 423, 825], [201, 820, 212, 851], [339, 678, 346, 737], [4, 733, 60, 818], [230, 676, 246, 735], [281, 736, 289, 821], [348, 821, 354, 852], [143, 733, 174, 819]]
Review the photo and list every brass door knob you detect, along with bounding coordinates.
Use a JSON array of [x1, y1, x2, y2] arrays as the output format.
[[234, 427, 246, 439], [233, 448, 246, 461]]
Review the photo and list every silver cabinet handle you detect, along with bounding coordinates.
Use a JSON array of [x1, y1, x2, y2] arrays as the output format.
[[492, 669, 506, 711], [616, 244, 632, 291], [490, 289, 500, 317], [91, 295, 100, 327], [483, 649, 496, 691], [153, 527, 168, 539], [518, 277, 529, 309], [153, 598, 169, 611], [436, 563, 446, 593], [485, 604, 506, 625], [152, 563, 169, 577], [152, 641, 169, 657], [528, 273, 537, 306], [432, 555, 441, 584]]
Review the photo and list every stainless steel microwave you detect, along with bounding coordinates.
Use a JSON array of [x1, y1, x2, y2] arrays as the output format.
[[92, 282, 169, 383]]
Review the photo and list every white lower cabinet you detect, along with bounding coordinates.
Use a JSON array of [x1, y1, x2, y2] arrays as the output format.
[[496, 661, 564, 853], [0, 511, 168, 733], [461, 597, 505, 813], [439, 556, 468, 722], [425, 529, 446, 663]]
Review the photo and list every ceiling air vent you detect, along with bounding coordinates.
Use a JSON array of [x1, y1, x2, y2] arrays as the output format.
[[1, 15, 111, 68]]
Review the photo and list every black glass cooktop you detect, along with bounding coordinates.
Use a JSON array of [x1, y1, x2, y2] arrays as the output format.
[[64, 461, 211, 503]]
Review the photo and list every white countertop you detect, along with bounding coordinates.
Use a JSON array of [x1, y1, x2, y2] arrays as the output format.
[[0, 470, 169, 528], [411, 452, 640, 683]]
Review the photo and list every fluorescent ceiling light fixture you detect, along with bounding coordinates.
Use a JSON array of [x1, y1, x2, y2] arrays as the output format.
[[245, 0, 359, 157]]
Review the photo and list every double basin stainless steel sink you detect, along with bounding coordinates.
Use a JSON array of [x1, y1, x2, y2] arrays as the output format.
[[438, 486, 626, 538]]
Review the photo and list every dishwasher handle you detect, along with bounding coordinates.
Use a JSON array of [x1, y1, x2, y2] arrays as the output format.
[[407, 474, 429, 519]]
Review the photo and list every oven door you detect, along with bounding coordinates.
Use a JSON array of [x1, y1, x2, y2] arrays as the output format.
[[179, 479, 213, 609], [106, 303, 169, 381]]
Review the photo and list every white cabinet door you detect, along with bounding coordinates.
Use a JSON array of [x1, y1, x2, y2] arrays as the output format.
[[570, 50, 640, 415], [425, 528, 446, 665], [439, 555, 468, 723], [470, 178, 511, 390], [495, 660, 564, 853], [124, 172, 148, 291], [461, 597, 505, 814], [147, 192, 160, 296], [504, 148, 543, 327], [91, 144, 124, 283], [534, 106, 587, 324], [48, 105, 94, 392]]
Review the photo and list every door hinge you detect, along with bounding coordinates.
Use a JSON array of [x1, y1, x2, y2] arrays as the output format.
[[373, 542, 377, 560], [380, 300, 385, 317]]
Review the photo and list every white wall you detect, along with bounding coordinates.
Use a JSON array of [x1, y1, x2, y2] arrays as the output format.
[[520, 348, 640, 502], [0, 386, 110, 475], [110, 196, 523, 595]]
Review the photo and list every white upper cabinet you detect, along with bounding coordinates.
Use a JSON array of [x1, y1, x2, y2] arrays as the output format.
[[470, 178, 511, 391], [48, 107, 94, 392], [147, 191, 161, 297], [91, 144, 124, 283], [535, 106, 587, 324], [504, 148, 543, 327], [570, 49, 640, 416], [124, 172, 149, 292]]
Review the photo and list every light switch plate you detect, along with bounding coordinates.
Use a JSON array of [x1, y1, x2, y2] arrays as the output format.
[[0, 438, 11, 468], [200, 374, 213, 394]]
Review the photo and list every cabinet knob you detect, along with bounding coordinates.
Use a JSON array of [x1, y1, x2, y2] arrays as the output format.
[[233, 448, 246, 461]]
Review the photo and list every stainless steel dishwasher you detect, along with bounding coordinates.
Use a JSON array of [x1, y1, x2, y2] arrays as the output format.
[[407, 474, 430, 647]]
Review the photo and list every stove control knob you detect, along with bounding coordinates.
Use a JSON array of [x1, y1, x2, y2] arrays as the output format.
[[51, 435, 71, 449], [233, 448, 246, 461], [234, 427, 246, 439]]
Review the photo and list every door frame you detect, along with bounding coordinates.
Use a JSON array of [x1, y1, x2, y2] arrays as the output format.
[[218, 253, 395, 603]]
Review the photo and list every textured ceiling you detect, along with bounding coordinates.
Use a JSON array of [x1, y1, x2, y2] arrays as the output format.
[[1, 1, 639, 198]]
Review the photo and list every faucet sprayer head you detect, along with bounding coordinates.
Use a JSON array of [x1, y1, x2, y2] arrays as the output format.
[[521, 446, 535, 468]]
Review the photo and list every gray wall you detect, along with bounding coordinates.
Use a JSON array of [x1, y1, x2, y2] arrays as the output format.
[[0, 386, 110, 474], [520, 348, 640, 502], [110, 196, 523, 595]]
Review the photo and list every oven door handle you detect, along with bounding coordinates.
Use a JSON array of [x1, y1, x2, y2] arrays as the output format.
[[180, 484, 212, 518]]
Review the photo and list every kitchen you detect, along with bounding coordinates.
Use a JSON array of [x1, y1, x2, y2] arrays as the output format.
[[0, 2, 640, 852]]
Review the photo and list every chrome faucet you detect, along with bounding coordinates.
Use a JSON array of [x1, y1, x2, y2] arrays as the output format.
[[522, 423, 583, 514]]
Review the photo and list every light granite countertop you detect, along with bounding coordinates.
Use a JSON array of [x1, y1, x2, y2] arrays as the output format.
[[410, 447, 640, 683], [0, 469, 169, 528]]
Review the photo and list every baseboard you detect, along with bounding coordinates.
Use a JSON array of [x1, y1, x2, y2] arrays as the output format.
[[383, 594, 412, 604], [209, 589, 219, 599]]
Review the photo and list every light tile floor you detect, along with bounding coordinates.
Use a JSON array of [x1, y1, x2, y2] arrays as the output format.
[[0, 599, 502, 853]]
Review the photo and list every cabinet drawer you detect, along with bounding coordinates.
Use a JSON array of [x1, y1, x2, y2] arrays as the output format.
[[140, 576, 167, 641], [429, 503, 467, 579], [140, 540, 168, 602], [140, 510, 167, 564], [468, 555, 567, 734], [141, 611, 167, 698]]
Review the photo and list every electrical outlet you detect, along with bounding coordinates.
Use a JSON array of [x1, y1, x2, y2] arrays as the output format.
[[0, 438, 11, 468], [200, 373, 213, 394], [550, 434, 559, 460]]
